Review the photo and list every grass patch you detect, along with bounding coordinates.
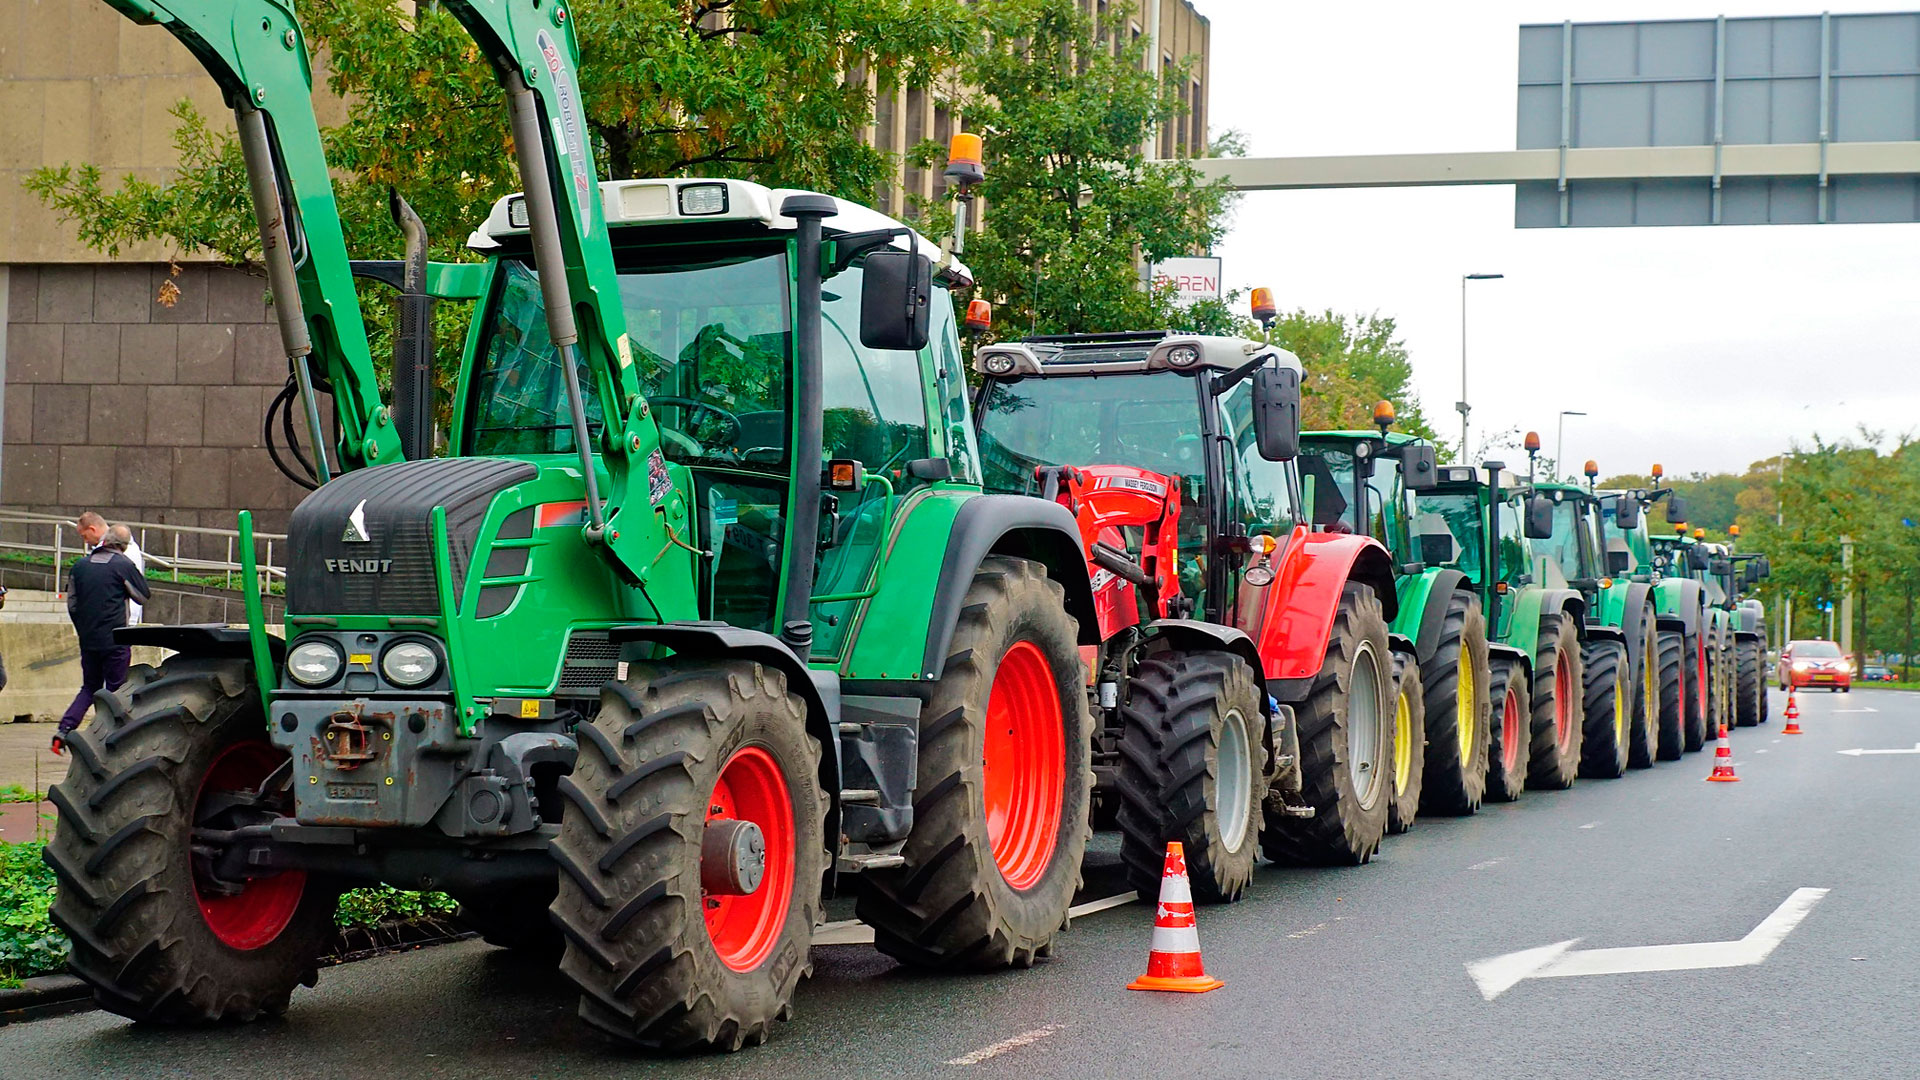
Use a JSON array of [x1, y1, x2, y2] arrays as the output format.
[[1, 552, 284, 596], [0, 839, 461, 985], [0, 785, 47, 805]]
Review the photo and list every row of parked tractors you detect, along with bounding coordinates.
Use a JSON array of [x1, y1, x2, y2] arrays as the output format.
[[43, 0, 1774, 1055]]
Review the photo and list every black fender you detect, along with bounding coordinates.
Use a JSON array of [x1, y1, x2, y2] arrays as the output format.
[[1537, 588, 1586, 641], [1488, 640, 1533, 683], [1141, 618, 1280, 773], [1663, 578, 1706, 641], [1388, 631, 1417, 658], [1737, 600, 1765, 637], [611, 621, 843, 849], [1617, 582, 1654, 663], [115, 623, 287, 661], [1413, 569, 1470, 665], [922, 495, 1100, 680], [1584, 624, 1626, 646], [1350, 542, 1400, 622]]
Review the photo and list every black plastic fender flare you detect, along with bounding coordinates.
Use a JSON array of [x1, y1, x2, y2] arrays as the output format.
[[116, 623, 287, 661], [1412, 569, 1470, 665], [921, 495, 1101, 681]]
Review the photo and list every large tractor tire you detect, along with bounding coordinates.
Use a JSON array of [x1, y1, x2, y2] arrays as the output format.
[[551, 658, 825, 1052], [1484, 658, 1531, 803], [1115, 651, 1267, 903], [1625, 617, 1659, 769], [1735, 638, 1763, 727], [1577, 639, 1630, 779], [1262, 581, 1393, 867], [1681, 632, 1709, 753], [44, 656, 336, 1024], [1386, 651, 1426, 836], [856, 556, 1092, 969], [454, 880, 562, 961], [1653, 630, 1687, 761], [1527, 613, 1584, 790], [1417, 592, 1490, 816]]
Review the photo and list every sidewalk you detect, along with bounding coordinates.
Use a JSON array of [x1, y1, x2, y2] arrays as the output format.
[[0, 800, 54, 843]]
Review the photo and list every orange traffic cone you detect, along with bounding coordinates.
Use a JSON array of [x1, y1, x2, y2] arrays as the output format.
[[1783, 689, 1802, 734], [1127, 842, 1223, 993], [1706, 723, 1741, 782]]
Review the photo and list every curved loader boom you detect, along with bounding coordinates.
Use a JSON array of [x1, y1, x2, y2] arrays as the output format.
[[99, 0, 399, 474]]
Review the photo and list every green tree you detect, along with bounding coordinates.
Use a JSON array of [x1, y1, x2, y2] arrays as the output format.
[[1255, 309, 1437, 439], [927, 0, 1234, 337]]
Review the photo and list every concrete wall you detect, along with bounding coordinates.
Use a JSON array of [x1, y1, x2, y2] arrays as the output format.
[[0, 263, 313, 553]]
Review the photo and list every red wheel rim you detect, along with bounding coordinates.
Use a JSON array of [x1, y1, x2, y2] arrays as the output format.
[[703, 746, 794, 973], [1696, 640, 1708, 714], [1501, 685, 1523, 771], [192, 742, 306, 951], [982, 640, 1065, 891], [1554, 654, 1575, 746]]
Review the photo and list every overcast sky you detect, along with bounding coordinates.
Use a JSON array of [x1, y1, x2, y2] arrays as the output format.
[[1204, 1, 1918, 477]]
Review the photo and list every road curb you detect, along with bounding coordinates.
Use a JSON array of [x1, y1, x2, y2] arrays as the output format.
[[0, 921, 477, 1027], [0, 974, 91, 1025]]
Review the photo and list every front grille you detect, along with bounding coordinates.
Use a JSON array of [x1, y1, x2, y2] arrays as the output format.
[[558, 631, 620, 695]]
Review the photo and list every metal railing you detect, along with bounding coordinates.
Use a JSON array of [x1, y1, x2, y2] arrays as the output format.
[[0, 509, 287, 593]]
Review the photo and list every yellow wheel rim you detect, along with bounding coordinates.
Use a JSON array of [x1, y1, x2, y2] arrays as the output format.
[[1643, 646, 1658, 737], [1456, 652, 1476, 761], [1394, 688, 1414, 794], [1614, 671, 1629, 749]]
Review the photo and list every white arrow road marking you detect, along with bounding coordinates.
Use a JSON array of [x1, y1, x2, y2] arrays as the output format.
[[1837, 743, 1920, 756], [946, 1024, 1065, 1066], [1833, 707, 1879, 713], [1466, 887, 1829, 1001]]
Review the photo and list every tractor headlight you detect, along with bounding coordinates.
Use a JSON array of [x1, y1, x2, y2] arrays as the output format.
[[381, 642, 440, 688], [287, 640, 344, 687], [1165, 344, 1201, 369], [982, 351, 1017, 375]]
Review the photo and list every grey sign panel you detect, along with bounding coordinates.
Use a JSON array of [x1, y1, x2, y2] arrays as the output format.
[[1516, 13, 1920, 226]]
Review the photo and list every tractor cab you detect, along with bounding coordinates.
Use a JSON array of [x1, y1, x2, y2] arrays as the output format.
[[971, 332, 1305, 630], [1297, 420, 1439, 566], [1529, 481, 1608, 596], [1413, 464, 1536, 629]]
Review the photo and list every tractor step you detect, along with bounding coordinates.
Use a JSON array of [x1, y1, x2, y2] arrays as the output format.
[[836, 852, 907, 872], [840, 788, 881, 805], [1274, 802, 1316, 819]]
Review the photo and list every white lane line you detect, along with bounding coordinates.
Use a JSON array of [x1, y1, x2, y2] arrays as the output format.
[[1468, 857, 1505, 870], [945, 1024, 1065, 1066], [817, 892, 1140, 948], [1578, 822, 1600, 830], [1772, 739, 1783, 743], [1286, 922, 1330, 940]]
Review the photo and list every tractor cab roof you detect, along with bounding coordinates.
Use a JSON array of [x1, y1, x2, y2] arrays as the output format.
[[971, 332, 1302, 380], [1429, 464, 1525, 492], [1302, 430, 1427, 447], [469, 177, 970, 285]]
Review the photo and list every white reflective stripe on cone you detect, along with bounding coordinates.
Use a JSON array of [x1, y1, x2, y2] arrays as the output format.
[[1149, 924, 1203, 954]]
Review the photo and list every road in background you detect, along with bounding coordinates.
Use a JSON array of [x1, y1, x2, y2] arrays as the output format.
[[5, 687, 1917, 1079]]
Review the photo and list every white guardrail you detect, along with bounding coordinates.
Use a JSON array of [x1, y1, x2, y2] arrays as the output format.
[[0, 509, 287, 592]]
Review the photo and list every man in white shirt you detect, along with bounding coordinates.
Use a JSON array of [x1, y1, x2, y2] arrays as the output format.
[[75, 513, 148, 624]]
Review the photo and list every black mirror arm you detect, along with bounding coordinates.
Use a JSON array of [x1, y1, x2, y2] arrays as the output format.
[[1211, 354, 1269, 395], [827, 227, 914, 275]]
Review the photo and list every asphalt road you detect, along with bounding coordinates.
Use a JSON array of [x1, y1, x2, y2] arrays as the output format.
[[7, 686, 1918, 1079]]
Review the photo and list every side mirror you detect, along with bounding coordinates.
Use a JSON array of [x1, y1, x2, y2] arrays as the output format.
[[1688, 545, 1710, 571], [1710, 557, 1733, 576], [1251, 365, 1301, 462], [1757, 556, 1771, 579], [1524, 493, 1554, 539], [859, 250, 932, 351], [1743, 561, 1761, 585], [1400, 444, 1438, 491], [1665, 493, 1688, 524], [1420, 532, 1456, 567], [1615, 497, 1640, 531], [1607, 547, 1631, 575]]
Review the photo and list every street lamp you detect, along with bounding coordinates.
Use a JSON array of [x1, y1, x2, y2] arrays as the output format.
[[1459, 272, 1505, 460], [1556, 410, 1586, 480]]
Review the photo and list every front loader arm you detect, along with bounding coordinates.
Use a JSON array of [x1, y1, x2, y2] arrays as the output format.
[[100, 0, 400, 474], [437, 0, 671, 587]]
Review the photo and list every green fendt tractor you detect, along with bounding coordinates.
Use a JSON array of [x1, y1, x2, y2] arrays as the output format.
[[1652, 521, 1733, 741], [1596, 479, 1699, 761], [1409, 462, 1585, 802], [1722, 534, 1773, 725], [1522, 455, 1657, 780], [51, 0, 1100, 1051], [1300, 405, 1492, 825]]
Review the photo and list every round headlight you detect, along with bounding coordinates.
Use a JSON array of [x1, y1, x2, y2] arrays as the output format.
[[1165, 345, 1200, 369], [381, 642, 440, 688], [287, 640, 343, 687], [983, 352, 1016, 375]]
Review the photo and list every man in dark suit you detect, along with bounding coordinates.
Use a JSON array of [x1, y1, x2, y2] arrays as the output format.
[[54, 527, 151, 753]]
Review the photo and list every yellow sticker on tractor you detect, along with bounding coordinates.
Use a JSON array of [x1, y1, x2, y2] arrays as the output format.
[[520, 699, 541, 719]]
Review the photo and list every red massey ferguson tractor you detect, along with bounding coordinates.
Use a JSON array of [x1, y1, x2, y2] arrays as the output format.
[[972, 332, 1402, 902]]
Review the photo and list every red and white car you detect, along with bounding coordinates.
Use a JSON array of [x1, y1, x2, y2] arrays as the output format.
[[1777, 639, 1852, 692]]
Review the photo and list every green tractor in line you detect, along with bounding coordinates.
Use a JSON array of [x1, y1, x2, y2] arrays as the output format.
[[1651, 522, 1737, 740], [1597, 476, 1708, 759], [51, 0, 1104, 1052], [1406, 461, 1586, 802], [1519, 452, 1655, 782], [1299, 405, 1493, 826]]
